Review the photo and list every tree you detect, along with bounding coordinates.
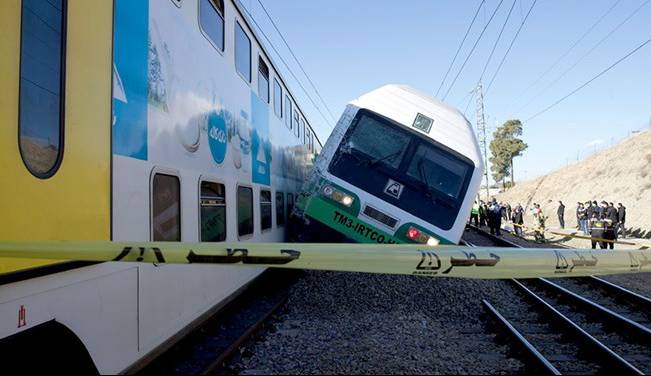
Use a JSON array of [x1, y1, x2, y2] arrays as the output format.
[[489, 119, 527, 188]]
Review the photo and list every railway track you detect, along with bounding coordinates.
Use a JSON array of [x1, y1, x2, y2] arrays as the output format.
[[464, 225, 651, 374], [138, 269, 297, 375]]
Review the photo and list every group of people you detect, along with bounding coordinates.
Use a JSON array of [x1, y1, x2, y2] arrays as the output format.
[[470, 198, 628, 249], [574, 201, 626, 249], [469, 199, 528, 238]]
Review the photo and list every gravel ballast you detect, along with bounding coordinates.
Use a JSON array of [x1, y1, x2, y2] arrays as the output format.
[[227, 271, 524, 374]]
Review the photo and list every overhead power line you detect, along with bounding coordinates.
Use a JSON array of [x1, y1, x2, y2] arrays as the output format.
[[485, 0, 538, 95], [442, 0, 505, 101], [254, 0, 338, 124], [240, 3, 334, 131], [435, 0, 486, 97], [512, 0, 622, 105], [514, 0, 649, 115], [525, 36, 651, 122], [478, 0, 518, 84]]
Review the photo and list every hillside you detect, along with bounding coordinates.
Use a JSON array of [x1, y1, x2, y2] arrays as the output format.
[[496, 129, 651, 239]]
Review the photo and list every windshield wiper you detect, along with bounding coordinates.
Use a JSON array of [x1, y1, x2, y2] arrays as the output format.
[[367, 150, 402, 167], [417, 160, 433, 199]]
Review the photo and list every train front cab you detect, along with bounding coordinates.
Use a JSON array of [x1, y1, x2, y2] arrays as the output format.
[[293, 87, 482, 246], [0, 0, 113, 372]]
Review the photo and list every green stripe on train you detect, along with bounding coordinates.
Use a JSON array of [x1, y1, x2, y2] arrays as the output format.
[[303, 196, 454, 245]]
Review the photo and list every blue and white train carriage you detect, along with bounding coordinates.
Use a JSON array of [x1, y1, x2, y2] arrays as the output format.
[[0, 0, 320, 373], [292, 85, 483, 245]]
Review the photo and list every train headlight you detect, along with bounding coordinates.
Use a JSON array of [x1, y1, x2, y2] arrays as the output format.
[[321, 185, 354, 207], [406, 226, 439, 246]]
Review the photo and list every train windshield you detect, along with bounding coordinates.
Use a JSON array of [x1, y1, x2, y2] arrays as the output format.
[[329, 109, 473, 230]]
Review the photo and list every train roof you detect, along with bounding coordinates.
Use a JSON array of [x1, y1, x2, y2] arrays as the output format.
[[350, 84, 483, 168]]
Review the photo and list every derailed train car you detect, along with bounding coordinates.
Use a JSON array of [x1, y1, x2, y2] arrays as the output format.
[[291, 85, 483, 245]]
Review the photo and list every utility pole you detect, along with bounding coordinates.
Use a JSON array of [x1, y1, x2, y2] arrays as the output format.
[[475, 82, 490, 200]]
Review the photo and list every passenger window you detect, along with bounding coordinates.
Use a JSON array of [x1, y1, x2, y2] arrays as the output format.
[[273, 79, 282, 118], [237, 186, 254, 236], [287, 193, 295, 216], [260, 190, 272, 230], [293, 111, 300, 137], [258, 57, 269, 103], [300, 119, 307, 144], [284, 95, 292, 129], [276, 192, 285, 226], [200, 181, 226, 242], [199, 0, 224, 51], [152, 174, 181, 241], [294, 110, 301, 138], [235, 22, 251, 82], [19, 0, 66, 178]]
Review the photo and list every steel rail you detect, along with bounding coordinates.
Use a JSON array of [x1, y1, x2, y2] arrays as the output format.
[[536, 278, 651, 342], [587, 275, 651, 312], [482, 299, 561, 375], [201, 293, 289, 375], [467, 225, 646, 374], [510, 279, 643, 375]]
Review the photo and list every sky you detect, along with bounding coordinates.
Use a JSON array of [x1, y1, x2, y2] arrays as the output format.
[[240, 0, 651, 182]]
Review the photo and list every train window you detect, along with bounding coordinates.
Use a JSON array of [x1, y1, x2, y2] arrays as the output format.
[[273, 79, 282, 118], [260, 189, 272, 231], [301, 119, 307, 144], [276, 192, 285, 226], [19, 0, 67, 178], [406, 143, 470, 200], [152, 174, 181, 241], [342, 114, 411, 169], [199, 0, 224, 51], [293, 111, 300, 137], [237, 186, 254, 237], [200, 181, 226, 242], [287, 193, 294, 216], [235, 22, 251, 83], [284, 95, 292, 129], [258, 57, 269, 103]]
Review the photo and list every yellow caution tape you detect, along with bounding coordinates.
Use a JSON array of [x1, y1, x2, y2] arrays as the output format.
[[512, 223, 650, 248], [0, 241, 649, 279]]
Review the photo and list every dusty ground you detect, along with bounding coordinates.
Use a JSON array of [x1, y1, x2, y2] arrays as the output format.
[[496, 129, 651, 241]]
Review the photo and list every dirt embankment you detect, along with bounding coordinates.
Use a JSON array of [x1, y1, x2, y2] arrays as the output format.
[[496, 129, 651, 239]]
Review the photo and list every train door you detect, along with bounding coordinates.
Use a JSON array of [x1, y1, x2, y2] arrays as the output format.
[[0, 0, 113, 274]]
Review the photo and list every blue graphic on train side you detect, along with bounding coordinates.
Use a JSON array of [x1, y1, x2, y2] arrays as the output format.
[[207, 110, 227, 164], [250, 92, 271, 186], [112, 0, 148, 160]]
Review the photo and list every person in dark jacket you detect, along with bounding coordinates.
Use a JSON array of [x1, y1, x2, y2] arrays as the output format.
[[488, 199, 502, 236], [586, 201, 594, 220], [557, 201, 565, 229], [513, 204, 524, 236], [589, 212, 607, 249], [617, 203, 626, 238], [596, 200, 603, 218], [607, 202, 619, 240], [506, 203, 512, 221], [577, 203, 588, 234], [576, 202, 582, 230]]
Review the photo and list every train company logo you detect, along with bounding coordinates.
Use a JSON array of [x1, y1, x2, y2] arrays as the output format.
[[208, 111, 228, 164], [383, 179, 404, 199]]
